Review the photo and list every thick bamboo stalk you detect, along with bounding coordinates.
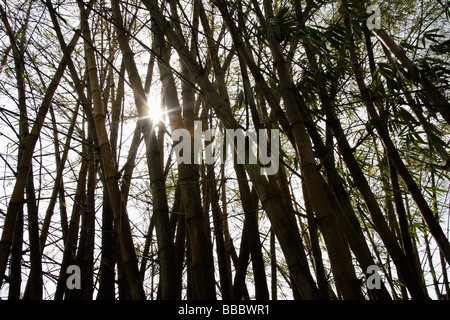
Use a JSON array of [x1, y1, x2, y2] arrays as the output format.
[[207, 165, 232, 299], [149, 3, 217, 298], [8, 209, 22, 300], [230, 215, 251, 300], [301, 182, 330, 300], [110, 0, 179, 299], [80, 137, 96, 300], [234, 164, 270, 299], [298, 37, 392, 299], [77, 0, 145, 299], [389, 159, 424, 282]]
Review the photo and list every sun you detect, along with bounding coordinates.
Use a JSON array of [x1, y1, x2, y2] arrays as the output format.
[[147, 91, 164, 123]]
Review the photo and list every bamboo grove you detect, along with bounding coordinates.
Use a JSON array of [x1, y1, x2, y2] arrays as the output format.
[[0, 0, 449, 300]]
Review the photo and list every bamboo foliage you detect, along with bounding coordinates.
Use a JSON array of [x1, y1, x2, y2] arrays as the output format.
[[0, 0, 449, 300]]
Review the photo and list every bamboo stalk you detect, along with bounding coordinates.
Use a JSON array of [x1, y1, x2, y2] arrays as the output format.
[[77, 0, 145, 299], [0, 23, 81, 288], [110, 0, 179, 299], [345, 13, 450, 269]]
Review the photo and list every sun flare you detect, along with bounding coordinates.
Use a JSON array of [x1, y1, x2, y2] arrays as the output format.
[[147, 92, 164, 123]]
